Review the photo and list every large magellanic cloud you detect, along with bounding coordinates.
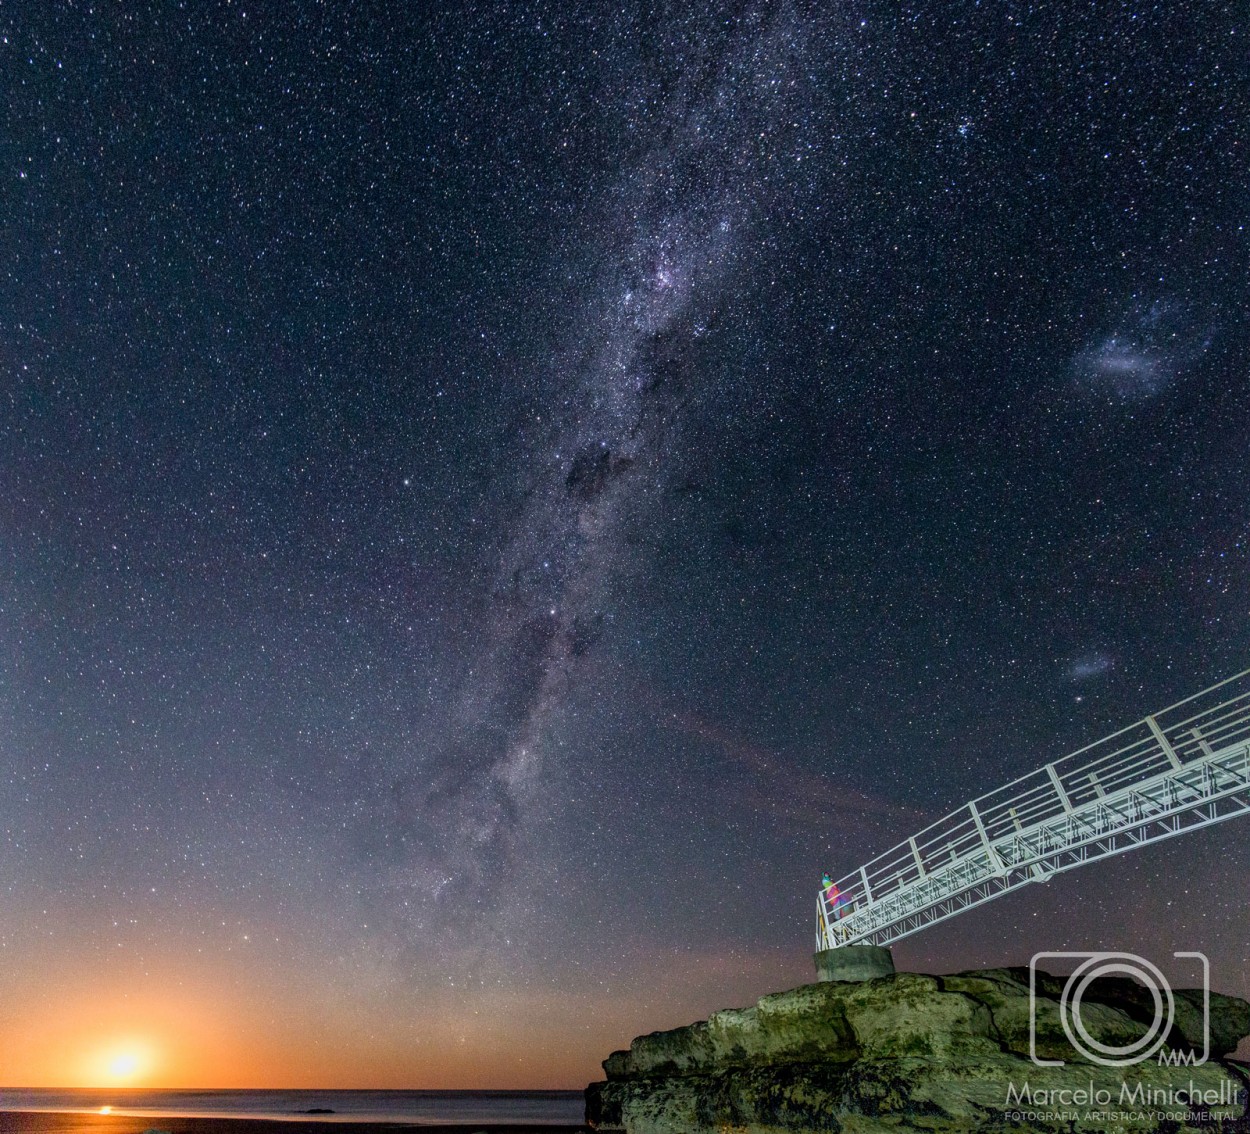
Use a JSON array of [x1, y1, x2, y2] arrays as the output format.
[[1073, 297, 1215, 402]]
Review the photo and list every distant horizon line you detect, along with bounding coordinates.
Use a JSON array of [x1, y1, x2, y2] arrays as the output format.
[[0, 1086, 588, 1094]]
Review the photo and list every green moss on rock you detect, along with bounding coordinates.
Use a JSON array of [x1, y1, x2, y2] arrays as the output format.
[[586, 967, 1250, 1133]]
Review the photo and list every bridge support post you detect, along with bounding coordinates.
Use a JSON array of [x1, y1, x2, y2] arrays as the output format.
[[813, 943, 895, 982]]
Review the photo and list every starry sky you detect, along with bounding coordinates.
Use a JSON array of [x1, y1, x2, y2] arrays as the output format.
[[2, 0, 1249, 1090]]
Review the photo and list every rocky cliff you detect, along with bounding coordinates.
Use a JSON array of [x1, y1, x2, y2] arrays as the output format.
[[585, 967, 1250, 1133]]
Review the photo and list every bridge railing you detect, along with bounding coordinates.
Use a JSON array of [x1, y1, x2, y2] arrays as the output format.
[[818, 668, 1250, 942]]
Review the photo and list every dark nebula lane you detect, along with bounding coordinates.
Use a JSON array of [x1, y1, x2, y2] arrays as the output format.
[[372, 1, 825, 951]]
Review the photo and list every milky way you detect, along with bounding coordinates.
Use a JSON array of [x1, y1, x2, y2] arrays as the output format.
[[379, 2, 822, 953]]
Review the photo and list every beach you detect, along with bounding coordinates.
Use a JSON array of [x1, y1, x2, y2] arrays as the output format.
[[0, 1115, 587, 1134]]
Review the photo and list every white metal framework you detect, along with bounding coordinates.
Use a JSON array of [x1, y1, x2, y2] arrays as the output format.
[[817, 668, 1250, 951]]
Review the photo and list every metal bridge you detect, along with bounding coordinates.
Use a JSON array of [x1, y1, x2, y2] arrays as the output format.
[[817, 668, 1250, 952]]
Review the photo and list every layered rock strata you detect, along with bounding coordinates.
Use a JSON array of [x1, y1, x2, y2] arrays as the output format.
[[585, 968, 1250, 1133]]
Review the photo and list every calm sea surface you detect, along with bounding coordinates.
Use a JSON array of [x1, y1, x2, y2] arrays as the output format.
[[0, 1090, 585, 1126]]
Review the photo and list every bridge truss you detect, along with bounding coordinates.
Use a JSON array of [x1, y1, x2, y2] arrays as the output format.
[[817, 668, 1250, 951]]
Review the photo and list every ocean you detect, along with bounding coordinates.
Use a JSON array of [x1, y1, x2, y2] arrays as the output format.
[[0, 1090, 586, 1126]]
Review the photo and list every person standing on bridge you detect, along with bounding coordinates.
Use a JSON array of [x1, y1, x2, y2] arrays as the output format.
[[822, 874, 847, 919]]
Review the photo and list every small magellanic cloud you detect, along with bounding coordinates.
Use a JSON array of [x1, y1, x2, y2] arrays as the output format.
[[1068, 653, 1113, 681]]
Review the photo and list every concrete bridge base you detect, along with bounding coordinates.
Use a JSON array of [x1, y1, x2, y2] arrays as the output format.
[[813, 943, 896, 982]]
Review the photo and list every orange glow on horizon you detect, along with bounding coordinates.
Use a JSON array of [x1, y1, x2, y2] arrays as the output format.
[[0, 933, 800, 1087], [2, 960, 248, 1088], [1, 960, 627, 1088], [92, 1039, 157, 1085]]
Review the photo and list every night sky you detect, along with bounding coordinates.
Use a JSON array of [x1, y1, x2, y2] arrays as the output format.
[[2, 0, 1249, 1089]]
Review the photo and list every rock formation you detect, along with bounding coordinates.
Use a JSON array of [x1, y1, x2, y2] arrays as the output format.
[[585, 967, 1250, 1133]]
